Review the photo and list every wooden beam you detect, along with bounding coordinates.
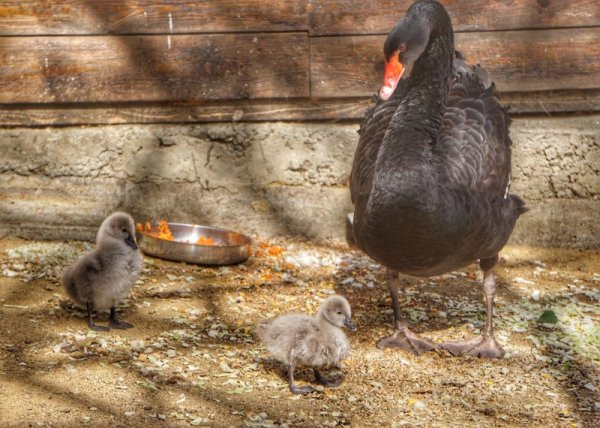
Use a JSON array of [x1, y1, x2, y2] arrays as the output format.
[[0, 99, 366, 126], [0, 0, 308, 35], [309, 0, 600, 36], [0, 90, 598, 126], [0, 33, 309, 103], [500, 89, 600, 115], [310, 28, 600, 97]]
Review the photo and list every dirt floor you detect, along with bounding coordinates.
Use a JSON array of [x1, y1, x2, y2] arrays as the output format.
[[0, 235, 598, 427]]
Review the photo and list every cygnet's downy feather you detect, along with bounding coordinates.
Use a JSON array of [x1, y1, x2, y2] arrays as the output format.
[[256, 295, 356, 394], [62, 211, 142, 331]]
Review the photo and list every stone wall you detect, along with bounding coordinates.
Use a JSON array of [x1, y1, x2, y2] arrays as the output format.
[[1, 115, 598, 248]]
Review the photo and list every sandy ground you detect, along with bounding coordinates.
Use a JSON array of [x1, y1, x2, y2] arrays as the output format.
[[0, 236, 598, 427]]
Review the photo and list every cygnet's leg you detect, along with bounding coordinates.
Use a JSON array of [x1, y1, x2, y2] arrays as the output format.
[[377, 270, 438, 355], [441, 256, 505, 358], [314, 368, 342, 388], [108, 307, 134, 330], [287, 350, 315, 395], [86, 302, 109, 332]]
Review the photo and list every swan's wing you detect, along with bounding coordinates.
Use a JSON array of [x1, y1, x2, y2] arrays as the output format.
[[435, 56, 512, 201], [350, 96, 399, 204]]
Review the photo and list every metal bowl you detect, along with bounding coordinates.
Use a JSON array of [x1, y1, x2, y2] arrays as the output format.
[[136, 223, 251, 265]]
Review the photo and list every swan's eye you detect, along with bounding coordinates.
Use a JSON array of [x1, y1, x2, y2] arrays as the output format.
[[398, 42, 407, 53]]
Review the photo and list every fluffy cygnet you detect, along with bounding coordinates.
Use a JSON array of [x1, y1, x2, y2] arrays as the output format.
[[62, 212, 142, 331], [256, 295, 356, 394]]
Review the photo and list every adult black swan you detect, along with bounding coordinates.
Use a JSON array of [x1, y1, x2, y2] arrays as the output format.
[[350, 0, 526, 358]]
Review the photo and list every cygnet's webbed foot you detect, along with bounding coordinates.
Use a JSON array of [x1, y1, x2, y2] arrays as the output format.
[[86, 302, 109, 331], [109, 307, 134, 330], [314, 369, 342, 388], [376, 327, 438, 355], [289, 384, 316, 395], [109, 319, 134, 330], [287, 360, 317, 395], [441, 335, 505, 359], [88, 321, 110, 332]]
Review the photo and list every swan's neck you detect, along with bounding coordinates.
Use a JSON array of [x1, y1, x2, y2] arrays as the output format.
[[370, 30, 454, 213], [394, 32, 453, 141]]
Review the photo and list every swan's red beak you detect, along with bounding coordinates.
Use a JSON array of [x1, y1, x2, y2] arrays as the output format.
[[380, 51, 404, 101]]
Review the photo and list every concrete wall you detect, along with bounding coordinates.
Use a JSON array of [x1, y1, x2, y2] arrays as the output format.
[[1, 115, 598, 248]]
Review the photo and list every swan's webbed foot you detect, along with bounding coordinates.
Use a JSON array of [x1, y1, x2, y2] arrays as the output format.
[[314, 369, 342, 388], [441, 257, 505, 359], [376, 326, 438, 355], [378, 271, 439, 355], [441, 335, 505, 359]]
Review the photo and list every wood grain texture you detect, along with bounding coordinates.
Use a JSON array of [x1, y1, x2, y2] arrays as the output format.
[[1, 90, 597, 126], [0, 33, 309, 103], [500, 89, 600, 115], [0, 0, 307, 35], [0, 99, 368, 126], [310, 28, 600, 97], [309, 0, 600, 35]]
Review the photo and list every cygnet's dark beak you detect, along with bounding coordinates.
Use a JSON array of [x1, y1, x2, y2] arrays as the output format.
[[125, 233, 138, 250], [344, 317, 357, 331]]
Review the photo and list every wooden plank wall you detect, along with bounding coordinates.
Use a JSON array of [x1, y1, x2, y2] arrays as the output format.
[[0, 0, 598, 125]]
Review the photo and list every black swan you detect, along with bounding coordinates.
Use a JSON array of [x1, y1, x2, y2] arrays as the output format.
[[350, 0, 526, 358]]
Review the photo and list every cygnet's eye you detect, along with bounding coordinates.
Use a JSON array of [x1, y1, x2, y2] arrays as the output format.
[[122, 228, 127, 233], [337, 311, 342, 315]]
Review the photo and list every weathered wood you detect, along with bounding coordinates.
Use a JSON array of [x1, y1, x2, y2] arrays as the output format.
[[0, 0, 307, 35], [4, 0, 597, 36], [0, 33, 309, 103], [309, 0, 600, 35], [456, 29, 600, 92], [310, 35, 382, 98], [0, 99, 366, 126], [0, 90, 597, 126], [501, 89, 600, 115], [310, 28, 600, 97]]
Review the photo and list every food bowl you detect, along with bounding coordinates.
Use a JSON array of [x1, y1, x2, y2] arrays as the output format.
[[136, 222, 251, 265]]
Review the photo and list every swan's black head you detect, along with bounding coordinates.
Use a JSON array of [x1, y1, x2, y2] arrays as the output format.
[[380, 0, 453, 100]]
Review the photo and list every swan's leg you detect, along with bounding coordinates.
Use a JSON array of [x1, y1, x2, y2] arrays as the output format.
[[441, 256, 505, 358], [377, 270, 438, 355], [108, 306, 134, 330], [314, 368, 342, 387], [86, 302, 109, 332], [287, 350, 315, 395]]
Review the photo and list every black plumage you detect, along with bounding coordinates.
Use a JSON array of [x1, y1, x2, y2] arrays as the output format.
[[350, 0, 526, 358]]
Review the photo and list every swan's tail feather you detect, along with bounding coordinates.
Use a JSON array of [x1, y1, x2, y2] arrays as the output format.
[[509, 194, 528, 217], [453, 50, 491, 89]]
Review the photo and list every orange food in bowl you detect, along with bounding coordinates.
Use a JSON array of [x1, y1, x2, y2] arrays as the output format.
[[156, 220, 174, 240], [137, 221, 218, 246], [197, 236, 216, 246], [136, 220, 174, 241]]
